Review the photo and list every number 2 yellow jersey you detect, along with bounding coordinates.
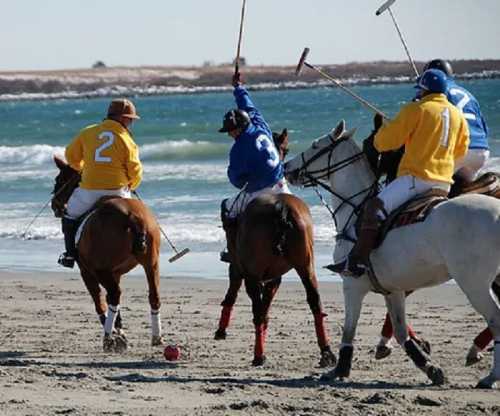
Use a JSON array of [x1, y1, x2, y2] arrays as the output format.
[[374, 93, 469, 184], [65, 119, 143, 190]]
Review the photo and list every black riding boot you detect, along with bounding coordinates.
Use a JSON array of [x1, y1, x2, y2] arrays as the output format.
[[220, 199, 238, 263], [347, 197, 383, 277], [58, 217, 79, 268]]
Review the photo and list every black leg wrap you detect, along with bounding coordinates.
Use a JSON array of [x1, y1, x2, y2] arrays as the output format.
[[335, 345, 353, 378], [115, 311, 123, 330], [404, 338, 428, 369]]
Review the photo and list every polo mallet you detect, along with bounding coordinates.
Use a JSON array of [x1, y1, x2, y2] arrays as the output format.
[[376, 0, 419, 78], [296, 48, 388, 118], [234, 0, 247, 75], [132, 190, 190, 263]]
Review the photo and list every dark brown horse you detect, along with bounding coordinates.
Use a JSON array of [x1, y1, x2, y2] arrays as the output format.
[[215, 129, 289, 338], [51, 156, 163, 352], [230, 193, 335, 367], [214, 128, 335, 367]]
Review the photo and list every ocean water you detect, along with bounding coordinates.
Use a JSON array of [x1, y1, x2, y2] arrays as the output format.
[[1, 80, 500, 279]]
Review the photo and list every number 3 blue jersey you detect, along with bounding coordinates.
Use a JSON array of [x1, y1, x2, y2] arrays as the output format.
[[227, 86, 284, 192], [446, 80, 489, 150]]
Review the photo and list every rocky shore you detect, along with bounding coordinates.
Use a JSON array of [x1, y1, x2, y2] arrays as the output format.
[[1, 59, 499, 101]]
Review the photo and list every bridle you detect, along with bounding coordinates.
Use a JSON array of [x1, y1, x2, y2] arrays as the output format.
[[289, 134, 379, 242], [51, 171, 80, 218]]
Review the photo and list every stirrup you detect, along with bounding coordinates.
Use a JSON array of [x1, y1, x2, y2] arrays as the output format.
[[58, 253, 75, 268], [220, 250, 233, 264], [325, 259, 366, 277]]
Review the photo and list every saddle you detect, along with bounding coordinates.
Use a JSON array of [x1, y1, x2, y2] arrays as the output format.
[[376, 189, 448, 247], [450, 172, 500, 198]]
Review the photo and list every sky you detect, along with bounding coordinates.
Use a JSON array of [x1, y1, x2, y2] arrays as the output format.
[[0, 0, 499, 71]]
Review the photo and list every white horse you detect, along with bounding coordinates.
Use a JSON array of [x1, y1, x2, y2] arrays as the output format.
[[285, 120, 500, 388]]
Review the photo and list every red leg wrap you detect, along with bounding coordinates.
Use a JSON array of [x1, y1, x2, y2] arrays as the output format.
[[218, 305, 233, 330], [254, 324, 267, 359], [407, 325, 417, 340], [381, 313, 394, 339], [474, 327, 493, 351], [314, 312, 329, 348]]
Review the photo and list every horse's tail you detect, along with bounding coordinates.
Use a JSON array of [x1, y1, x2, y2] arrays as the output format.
[[97, 200, 147, 255], [272, 199, 294, 256]]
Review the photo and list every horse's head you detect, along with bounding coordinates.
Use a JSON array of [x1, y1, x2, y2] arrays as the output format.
[[51, 156, 80, 218], [285, 120, 358, 186], [272, 129, 289, 161]]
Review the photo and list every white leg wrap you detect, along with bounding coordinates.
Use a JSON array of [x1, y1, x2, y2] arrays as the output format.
[[151, 308, 162, 337], [104, 305, 119, 335], [378, 336, 392, 347], [493, 338, 500, 379]]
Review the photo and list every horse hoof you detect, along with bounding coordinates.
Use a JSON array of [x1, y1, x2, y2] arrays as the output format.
[[475, 375, 497, 389], [103, 336, 115, 353], [214, 329, 227, 340], [426, 365, 446, 386], [151, 335, 164, 346], [465, 351, 483, 367], [252, 356, 266, 366], [319, 369, 348, 383], [417, 338, 431, 355], [319, 349, 337, 368], [114, 335, 128, 353], [375, 345, 392, 360]]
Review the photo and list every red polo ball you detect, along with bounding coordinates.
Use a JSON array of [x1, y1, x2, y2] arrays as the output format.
[[163, 344, 180, 361]]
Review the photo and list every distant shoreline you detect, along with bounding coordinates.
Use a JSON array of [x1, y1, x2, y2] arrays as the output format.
[[1, 59, 499, 101]]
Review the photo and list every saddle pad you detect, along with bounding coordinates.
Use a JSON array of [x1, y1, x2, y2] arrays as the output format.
[[377, 190, 448, 244], [75, 210, 96, 246]]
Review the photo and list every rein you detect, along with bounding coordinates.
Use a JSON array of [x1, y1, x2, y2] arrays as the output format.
[[294, 135, 379, 242]]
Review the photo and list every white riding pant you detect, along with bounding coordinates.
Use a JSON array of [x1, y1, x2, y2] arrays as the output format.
[[65, 187, 131, 219], [225, 179, 291, 219], [454, 148, 490, 182], [377, 175, 450, 217]]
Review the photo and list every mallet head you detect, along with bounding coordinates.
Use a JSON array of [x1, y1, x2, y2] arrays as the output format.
[[295, 47, 310, 76], [376, 0, 396, 15], [168, 247, 190, 263]]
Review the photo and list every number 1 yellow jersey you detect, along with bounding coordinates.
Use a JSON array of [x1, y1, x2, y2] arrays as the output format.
[[65, 119, 143, 190]]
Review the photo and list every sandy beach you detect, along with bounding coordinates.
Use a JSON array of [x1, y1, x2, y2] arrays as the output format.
[[0, 270, 498, 415]]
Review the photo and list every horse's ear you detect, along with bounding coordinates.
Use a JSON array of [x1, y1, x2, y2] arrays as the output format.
[[330, 120, 346, 141], [344, 127, 357, 139], [281, 128, 288, 139], [53, 155, 67, 170]]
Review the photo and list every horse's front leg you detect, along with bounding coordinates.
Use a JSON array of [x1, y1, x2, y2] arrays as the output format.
[[295, 264, 336, 368], [321, 276, 370, 382], [386, 291, 445, 386], [143, 260, 163, 346], [215, 264, 243, 340], [244, 278, 266, 366]]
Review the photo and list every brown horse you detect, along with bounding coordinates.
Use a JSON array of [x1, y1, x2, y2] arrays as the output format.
[[216, 149, 336, 367], [215, 129, 289, 338], [51, 156, 163, 352]]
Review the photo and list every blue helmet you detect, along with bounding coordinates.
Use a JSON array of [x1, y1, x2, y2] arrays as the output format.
[[415, 69, 448, 94]]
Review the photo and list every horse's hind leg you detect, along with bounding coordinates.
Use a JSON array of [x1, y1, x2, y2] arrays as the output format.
[[80, 267, 108, 327], [244, 278, 267, 366], [143, 259, 163, 346], [99, 272, 126, 353], [385, 291, 445, 386], [295, 264, 336, 368], [454, 277, 500, 388], [466, 281, 500, 366], [215, 264, 243, 340]]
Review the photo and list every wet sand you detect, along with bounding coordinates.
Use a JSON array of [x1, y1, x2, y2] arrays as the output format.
[[0, 270, 498, 415]]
